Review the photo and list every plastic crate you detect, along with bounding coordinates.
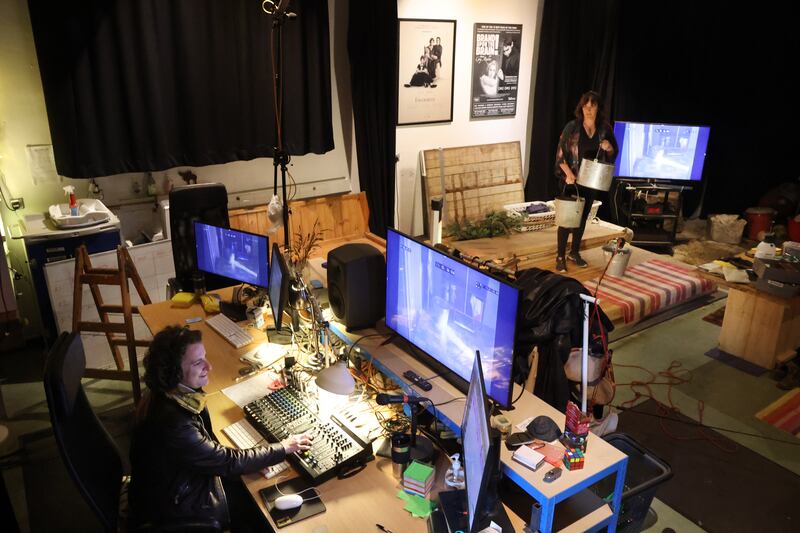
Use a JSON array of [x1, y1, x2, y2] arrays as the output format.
[[590, 433, 672, 533], [504, 201, 556, 232]]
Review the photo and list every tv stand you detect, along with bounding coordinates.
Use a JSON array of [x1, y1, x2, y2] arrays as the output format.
[[620, 182, 690, 252]]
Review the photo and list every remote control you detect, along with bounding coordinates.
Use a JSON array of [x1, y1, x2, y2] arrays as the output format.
[[403, 370, 433, 391]]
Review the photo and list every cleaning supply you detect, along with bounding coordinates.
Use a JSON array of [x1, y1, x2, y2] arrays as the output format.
[[444, 453, 465, 489], [63, 185, 78, 216], [755, 232, 777, 260]]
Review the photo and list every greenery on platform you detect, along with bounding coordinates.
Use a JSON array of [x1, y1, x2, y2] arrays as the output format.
[[446, 211, 522, 241]]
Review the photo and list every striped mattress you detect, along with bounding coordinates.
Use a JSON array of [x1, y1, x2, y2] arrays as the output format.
[[582, 259, 717, 324]]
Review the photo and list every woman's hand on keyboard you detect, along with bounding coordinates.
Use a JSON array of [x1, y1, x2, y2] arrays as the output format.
[[281, 432, 314, 454]]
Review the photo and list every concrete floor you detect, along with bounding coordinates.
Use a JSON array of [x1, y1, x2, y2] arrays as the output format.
[[2, 296, 799, 532]]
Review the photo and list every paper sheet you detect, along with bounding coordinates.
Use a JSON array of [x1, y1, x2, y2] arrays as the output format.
[[221, 372, 277, 407]]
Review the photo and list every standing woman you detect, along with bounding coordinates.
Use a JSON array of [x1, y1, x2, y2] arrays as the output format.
[[554, 91, 618, 272]]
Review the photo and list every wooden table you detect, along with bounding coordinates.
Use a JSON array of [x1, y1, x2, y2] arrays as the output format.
[[138, 292, 525, 532], [330, 323, 629, 533], [696, 272, 800, 369]]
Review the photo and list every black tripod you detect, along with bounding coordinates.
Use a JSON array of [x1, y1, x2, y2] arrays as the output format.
[[264, 0, 296, 248]]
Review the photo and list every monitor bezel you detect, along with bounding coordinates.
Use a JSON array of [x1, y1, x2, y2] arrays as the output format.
[[384, 227, 519, 410], [193, 221, 270, 289], [612, 120, 711, 183], [462, 351, 493, 533], [268, 242, 291, 331]]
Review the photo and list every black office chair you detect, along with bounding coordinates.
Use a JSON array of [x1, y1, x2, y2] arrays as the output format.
[[168, 183, 231, 293], [43, 332, 220, 533]]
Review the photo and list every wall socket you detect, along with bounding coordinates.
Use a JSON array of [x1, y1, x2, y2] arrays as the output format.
[[10, 197, 24, 210]]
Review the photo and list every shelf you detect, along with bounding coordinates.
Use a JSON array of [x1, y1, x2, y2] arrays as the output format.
[[630, 213, 677, 220], [554, 489, 614, 532]]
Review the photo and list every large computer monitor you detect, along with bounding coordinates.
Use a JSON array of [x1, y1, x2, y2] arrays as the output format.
[[385, 228, 520, 409], [194, 222, 269, 288], [268, 242, 291, 331], [463, 352, 494, 532]]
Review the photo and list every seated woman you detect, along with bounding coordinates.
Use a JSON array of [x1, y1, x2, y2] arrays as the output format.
[[404, 56, 435, 87], [479, 59, 499, 96], [129, 326, 313, 531]]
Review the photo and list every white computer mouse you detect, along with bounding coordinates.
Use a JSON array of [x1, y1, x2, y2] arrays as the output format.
[[274, 493, 304, 510]]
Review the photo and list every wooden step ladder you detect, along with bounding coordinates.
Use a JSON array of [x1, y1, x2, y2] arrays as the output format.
[[72, 245, 151, 402]]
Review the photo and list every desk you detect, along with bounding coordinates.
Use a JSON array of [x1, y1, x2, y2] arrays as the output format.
[[696, 272, 800, 369], [330, 324, 628, 533], [139, 291, 627, 532], [139, 292, 526, 532]]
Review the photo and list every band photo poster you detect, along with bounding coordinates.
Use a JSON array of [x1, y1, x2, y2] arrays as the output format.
[[471, 23, 522, 119], [397, 18, 456, 126]]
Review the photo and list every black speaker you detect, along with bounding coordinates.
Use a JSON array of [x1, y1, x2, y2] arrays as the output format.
[[327, 243, 385, 330]]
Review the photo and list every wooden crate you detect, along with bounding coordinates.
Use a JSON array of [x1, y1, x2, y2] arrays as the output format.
[[229, 192, 385, 258], [421, 141, 525, 236]]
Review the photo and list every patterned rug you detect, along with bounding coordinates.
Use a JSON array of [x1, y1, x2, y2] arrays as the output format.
[[583, 259, 716, 324], [756, 388, 800, 438]]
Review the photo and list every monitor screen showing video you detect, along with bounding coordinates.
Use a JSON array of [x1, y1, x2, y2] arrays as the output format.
[[194, 222, 269, 288], [385, 228, 519, 408]]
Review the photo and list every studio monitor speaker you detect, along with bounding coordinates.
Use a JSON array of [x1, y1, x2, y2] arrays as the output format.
[[327, 243, 385, 330]]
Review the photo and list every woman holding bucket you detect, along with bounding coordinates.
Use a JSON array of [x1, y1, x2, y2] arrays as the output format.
[[554, 91, 618, 272]]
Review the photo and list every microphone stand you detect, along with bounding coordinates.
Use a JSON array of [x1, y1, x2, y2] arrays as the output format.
[[267, 3, 295, 249]]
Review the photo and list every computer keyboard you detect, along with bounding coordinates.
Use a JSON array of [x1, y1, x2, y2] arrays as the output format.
[[222, 418, 263, 449], [206, 313, 253, 348], [222, 419, 290, 479]]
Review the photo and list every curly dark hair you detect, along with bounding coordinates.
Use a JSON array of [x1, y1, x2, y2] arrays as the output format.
[[574, 90, 607, 126], [143, 325, 202, 393]]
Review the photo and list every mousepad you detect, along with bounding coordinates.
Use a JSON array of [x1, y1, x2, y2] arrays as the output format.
[[260, 477, 326, 528]]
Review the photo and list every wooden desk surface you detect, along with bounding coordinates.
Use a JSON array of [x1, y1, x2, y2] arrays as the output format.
[[139, 293, 525, 532], [334, 326, 627, 504]]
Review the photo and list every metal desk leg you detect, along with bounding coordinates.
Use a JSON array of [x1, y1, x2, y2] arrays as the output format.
[[607, 457, 628, 532]]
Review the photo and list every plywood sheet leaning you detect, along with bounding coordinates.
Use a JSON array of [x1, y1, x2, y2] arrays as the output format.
[[420, 141, 525, 236]]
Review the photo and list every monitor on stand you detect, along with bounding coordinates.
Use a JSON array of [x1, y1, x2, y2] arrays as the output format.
[[267, 242, 292, 344], [194, 222, 269, 320], [435, 351, 511, 533]]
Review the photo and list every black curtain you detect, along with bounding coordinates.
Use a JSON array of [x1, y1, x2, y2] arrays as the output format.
[[347, 0, 398, 238], [525, 0, 619, 202], [28, 0, 333, 179]]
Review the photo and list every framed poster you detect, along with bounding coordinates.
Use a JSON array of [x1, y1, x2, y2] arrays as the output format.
[[397, 18, 456, 126], [470, 23, 522, 119]]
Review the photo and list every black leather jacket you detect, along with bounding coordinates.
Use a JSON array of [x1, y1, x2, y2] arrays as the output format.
[[129, 392, 285, 528]]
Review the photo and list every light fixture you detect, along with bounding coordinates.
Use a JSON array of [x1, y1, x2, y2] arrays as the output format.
[[315, 361, 355, 396]]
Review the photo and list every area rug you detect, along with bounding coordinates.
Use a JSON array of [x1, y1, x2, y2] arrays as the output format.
[[617, 399, 800, 532], [701, 306, 725, 326], [756, 389, 800, 438], [704, 347, 768, 377]]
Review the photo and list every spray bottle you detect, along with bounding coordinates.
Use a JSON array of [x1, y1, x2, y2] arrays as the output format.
[[444, 453, 465, 489], [63, 185, 78, 216]]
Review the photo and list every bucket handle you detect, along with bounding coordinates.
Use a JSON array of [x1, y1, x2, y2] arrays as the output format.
[[562, 182, 581, 199]]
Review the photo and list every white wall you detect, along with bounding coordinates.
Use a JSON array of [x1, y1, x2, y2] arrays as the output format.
[[396, 0, 543, 235]]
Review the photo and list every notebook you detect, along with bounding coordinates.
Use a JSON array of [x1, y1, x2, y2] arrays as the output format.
[[511, 442, 546, 471]]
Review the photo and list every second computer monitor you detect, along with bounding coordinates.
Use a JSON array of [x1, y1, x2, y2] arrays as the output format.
[[194, 222, 269, 288], [268, 242, 291, 330]]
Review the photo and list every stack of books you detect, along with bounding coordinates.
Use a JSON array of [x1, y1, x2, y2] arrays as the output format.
[[403, 460, 435, 498]]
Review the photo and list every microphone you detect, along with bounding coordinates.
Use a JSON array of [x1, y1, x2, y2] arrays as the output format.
[[375, 393, 430, 405]]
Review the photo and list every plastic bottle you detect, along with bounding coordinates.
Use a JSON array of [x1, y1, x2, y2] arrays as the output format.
[[444, 453, 465, 489], [63, 185, 78, 216]]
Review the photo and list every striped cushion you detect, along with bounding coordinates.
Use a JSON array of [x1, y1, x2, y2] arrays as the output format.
[[582, 259, 716, 324]]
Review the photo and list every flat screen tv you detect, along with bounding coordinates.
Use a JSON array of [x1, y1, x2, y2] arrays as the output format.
[[613, 121, 710, 183], [384, 228, 520, 409]]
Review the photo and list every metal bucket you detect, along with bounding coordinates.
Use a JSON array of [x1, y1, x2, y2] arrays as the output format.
[[554, 185, 585, 228], [602, 244, 632, 277], [578, 158, 615, 191]]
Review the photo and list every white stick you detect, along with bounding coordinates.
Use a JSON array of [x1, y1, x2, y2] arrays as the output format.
[[579, 293, 598, 413]]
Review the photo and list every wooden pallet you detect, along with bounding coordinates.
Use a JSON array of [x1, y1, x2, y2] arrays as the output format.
[[421, 141, 525, 236]]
